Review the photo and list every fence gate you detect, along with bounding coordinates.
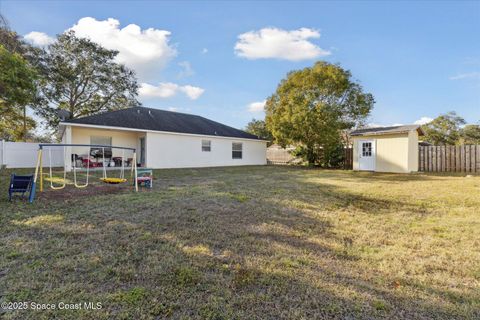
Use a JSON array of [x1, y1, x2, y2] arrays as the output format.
[[419, 145, 480, 173]]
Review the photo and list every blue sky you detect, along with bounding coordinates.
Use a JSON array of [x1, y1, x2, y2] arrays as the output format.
[[2, 0, 479, 129]]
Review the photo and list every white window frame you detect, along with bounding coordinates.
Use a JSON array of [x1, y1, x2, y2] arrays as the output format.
[[232, 142, 243, 159], [202, 139, 211, 152]]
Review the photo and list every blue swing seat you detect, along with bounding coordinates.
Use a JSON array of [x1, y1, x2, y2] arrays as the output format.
[[8, 174, 35, 203]]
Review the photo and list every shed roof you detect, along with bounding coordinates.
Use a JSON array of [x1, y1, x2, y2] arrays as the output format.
[[61, 107, 261, 140], [350, 125, 424, 137]]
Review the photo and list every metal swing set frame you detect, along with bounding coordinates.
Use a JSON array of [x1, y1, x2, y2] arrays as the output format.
[[30, 143, 139, 202]]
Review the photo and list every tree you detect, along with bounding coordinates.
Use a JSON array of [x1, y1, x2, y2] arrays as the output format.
[[33, 31, 140, 132], [0, 44, 37, 141], [265, 61, 374, 165], [0, 14, 40, 141], [245, 118, 273, 145], [422, 112, 465, 145], [0, 15, 27, 55], [461, 124, 480, 145]]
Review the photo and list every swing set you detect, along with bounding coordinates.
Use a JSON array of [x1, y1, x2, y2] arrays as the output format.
[[29, 143, 140, 202]]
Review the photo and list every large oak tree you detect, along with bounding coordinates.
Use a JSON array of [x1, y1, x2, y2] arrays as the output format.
[[33, 31, 140, 131], [265, 61, 374, 165]]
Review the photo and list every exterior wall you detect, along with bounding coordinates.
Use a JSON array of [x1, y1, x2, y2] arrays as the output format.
[[408, 130, 419, 172], [69, 126, 145, 159], [145, 131, 267, 168], [353, 133, 411, 173]]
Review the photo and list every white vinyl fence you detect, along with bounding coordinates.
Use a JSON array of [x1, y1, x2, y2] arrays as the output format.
[[0, 140, 64, 169]]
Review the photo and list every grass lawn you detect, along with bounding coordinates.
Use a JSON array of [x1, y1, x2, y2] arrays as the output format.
[[1, 166, 479, 319]]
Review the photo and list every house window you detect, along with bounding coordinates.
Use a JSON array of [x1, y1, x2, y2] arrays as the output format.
[[232, 142, 242, 159], [202, 140, 211, 152], [90, 136, 112, 147]]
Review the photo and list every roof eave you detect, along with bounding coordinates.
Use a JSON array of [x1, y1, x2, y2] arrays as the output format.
[[351, 130, 412, 137]]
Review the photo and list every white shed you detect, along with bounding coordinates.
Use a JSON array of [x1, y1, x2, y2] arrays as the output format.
[[350, 125, 424, 173]]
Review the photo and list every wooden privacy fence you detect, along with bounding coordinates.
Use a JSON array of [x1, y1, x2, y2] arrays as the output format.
[[419, 145, 480, 173], [344, 148, 353, 169]]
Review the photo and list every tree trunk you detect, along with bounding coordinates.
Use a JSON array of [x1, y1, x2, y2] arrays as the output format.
[[306, 146, 316, 166], [23, 106, 26, 142]]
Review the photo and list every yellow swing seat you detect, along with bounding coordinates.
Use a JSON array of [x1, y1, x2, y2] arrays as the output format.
[[100, 177, 127, 184]]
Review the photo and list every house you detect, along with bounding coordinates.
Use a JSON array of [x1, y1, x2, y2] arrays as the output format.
[[350, 125, 424, 173], [59, 107, 267, 169]]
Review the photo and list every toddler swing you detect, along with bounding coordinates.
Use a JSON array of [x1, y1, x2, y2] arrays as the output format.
[[48, 147, 67, 190], [99, 147, 127, 184], [72, 151, 89, 188]]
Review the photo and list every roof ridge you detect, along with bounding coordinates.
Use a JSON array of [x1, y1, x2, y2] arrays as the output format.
[[138, 106, 204, 118], [68, 107, 138, 122]]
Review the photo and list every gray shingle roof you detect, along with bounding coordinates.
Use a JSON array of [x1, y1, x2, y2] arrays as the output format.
[[350, 125, 424, 136], [61, 107, 261, 140]]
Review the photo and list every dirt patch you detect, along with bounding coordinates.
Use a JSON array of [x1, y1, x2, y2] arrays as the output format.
[[37, 183, 132, 201]]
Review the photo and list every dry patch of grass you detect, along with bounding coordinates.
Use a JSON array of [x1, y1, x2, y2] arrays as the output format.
[[0, 166, 479, 319]]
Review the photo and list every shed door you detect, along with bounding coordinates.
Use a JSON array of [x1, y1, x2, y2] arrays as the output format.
[[358, 140, 375, 171]]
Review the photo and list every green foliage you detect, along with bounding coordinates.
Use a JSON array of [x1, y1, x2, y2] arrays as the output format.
[[422, 112, 466, 145], [0, 44, 37, 141], [265, 61, 374, 165], [0, 15, 32, 57], [33, 31, 140, 131], [245, 118, 273, 145], [174, 266, 201, 286], [322, 142, 347, 168], [113, 287, 148, 306], [0, 45, 37, 109], [291, 142, 346, 168], [461, 124, 480, 145]]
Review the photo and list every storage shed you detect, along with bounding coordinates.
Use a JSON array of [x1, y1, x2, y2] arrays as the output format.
[[350, 125, 424, 173]]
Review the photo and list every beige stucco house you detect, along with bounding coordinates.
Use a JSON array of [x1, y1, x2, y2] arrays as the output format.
[[351, 125, 424, 173]]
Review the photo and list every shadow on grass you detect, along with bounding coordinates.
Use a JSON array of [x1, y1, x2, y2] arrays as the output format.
[[0, 166, 478, 319]]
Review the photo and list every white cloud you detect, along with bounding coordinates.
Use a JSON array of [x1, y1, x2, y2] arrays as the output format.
[[180, 85, 204, 100], [177, 61, 194, 78], [69, 17, 177, 78], [247, 100, 266, 113], [414, 117, 433, 125], [139, 82, 204, 100], [24, 31, 55, 46], [449, 72, 480, 80], [168, 107, 178, 112], [139, 83, 178, 98], [25, 17, 209, 102], [235, 27, 330, 61], [201, 48, 208, 54]]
